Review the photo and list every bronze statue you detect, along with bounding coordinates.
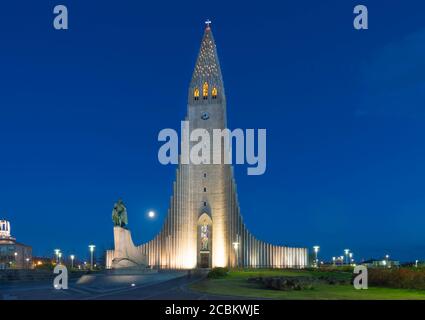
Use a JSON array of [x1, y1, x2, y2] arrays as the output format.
[[112, 199, 128, 228]]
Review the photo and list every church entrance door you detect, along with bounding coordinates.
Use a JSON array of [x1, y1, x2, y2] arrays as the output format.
[[200, 252, 210, 268]]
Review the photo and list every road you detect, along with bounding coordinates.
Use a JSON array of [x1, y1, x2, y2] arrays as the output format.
[[0, 271, 244, 300]]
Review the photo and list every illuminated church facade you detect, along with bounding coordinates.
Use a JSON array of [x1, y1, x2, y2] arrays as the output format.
[[106, 24, 308, 269]]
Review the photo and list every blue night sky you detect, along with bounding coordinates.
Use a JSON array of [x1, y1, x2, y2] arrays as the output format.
[[1, 1, 424, 263]]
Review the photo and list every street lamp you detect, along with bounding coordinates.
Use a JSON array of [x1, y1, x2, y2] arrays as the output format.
[[384, 254, 390, 268], [415, 260, 419, 268], [349, 252, 353, 265], [344, 249, 350, 265], [313, 246, 320, 268], [70, 255, 75, 269], [54, 249, 61, 264], [58, 252, 62, 264], [25, 258, 30, 269], [89, 245, 95, 270], [332, 257, 336, 266]]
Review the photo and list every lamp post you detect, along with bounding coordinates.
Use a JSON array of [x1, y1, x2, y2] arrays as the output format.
[[54, 249, 60, 264], [233, 237, 240, 268], [25, 258, 30, 269], [344, 249, 350, 265], [349, 252, 353, 265], [89, 245, 95, 270], [13, 252, 18, 268], [70, 255, 75, 269], [58, 252, 62, 265], [415, 260, 419, 268], [385, 254, 390, 268], [332, 257, 336, 266], [313, 246, 320, 268]]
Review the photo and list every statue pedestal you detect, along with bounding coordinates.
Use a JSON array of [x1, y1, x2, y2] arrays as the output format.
[[107, 226, 148, 269]]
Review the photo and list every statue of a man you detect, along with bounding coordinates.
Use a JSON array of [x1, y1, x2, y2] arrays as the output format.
[[112, 199, 128, 228]]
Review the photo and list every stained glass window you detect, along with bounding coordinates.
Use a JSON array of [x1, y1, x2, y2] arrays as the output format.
[[194, 88, 200, 100], [201, 223, 209, 250], [203, 82, 209, 99]]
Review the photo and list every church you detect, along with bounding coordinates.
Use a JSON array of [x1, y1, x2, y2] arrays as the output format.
[[106, 23, 308, 270]]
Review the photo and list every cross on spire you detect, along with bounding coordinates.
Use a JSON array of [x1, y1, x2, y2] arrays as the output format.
[[190, 20, 223, 94]]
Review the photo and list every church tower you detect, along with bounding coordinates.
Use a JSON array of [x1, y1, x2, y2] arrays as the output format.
[[187, 22, 229, 268], [107, 23, 308, 270]]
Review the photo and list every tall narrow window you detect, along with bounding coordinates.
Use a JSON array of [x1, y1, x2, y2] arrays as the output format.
[[212, 87, 217, 99], [194, 88, 200, 100], [203, 82, 208, 99], [204, 187, 207, 192], [200, 223, 209, 250]]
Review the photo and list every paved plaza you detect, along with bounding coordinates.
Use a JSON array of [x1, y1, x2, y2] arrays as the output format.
[[0, 271, 244, 300]]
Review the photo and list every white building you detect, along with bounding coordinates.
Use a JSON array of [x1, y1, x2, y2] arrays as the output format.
[[0, 219, 32, 269]]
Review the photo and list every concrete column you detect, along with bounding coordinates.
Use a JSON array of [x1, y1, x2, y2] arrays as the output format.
[[259, 241, 262, 268], [172, 187, 176, 268], [244, 227, 248, 267], [280, 246, 284, 268], [252, 238, 255, 268], [249, 233, 252, 267], [291, 248, 294, 268], [295, 248, 299, 268], [277, 246, 280, 268], [269, 243, 272, 267]]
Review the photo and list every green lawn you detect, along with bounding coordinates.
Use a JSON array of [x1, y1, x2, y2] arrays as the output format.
[[190, 269, 425, 300]]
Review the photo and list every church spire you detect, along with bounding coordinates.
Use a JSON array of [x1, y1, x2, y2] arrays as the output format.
[[189, 21, 225, 103]]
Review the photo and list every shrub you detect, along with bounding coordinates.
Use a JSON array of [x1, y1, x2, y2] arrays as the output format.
[[35, 263, 54, 271], [208, 267, 229, 279], [368, 268, 425, 290], [248, 276, 316, 291]]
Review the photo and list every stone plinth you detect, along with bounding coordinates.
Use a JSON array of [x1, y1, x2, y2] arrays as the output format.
[[107, 226, 147, 269]]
